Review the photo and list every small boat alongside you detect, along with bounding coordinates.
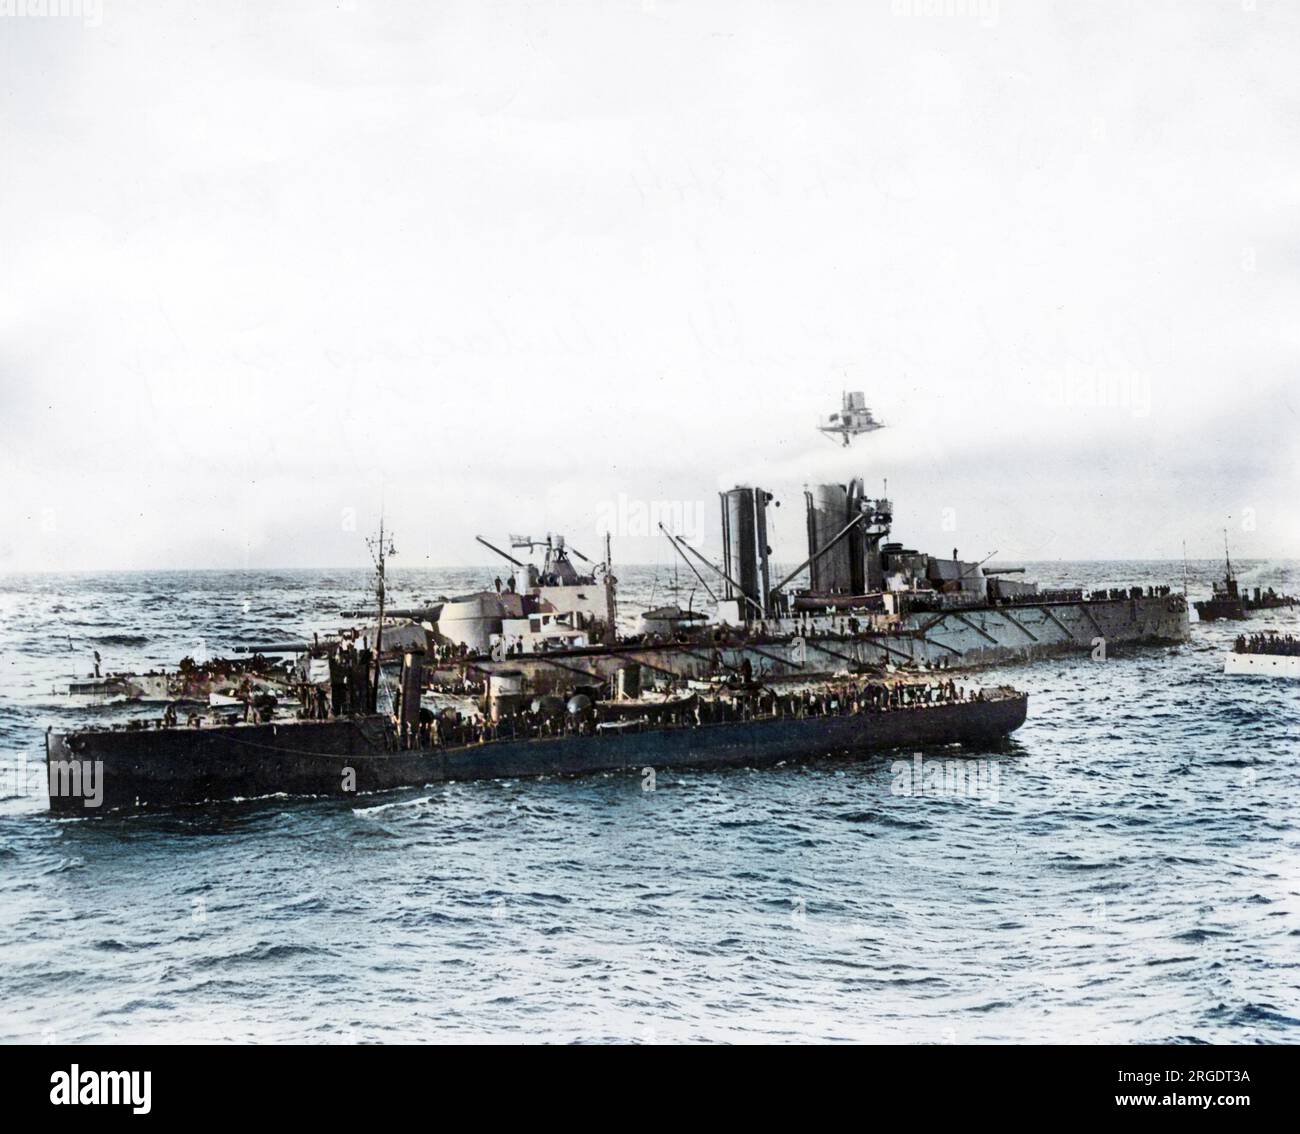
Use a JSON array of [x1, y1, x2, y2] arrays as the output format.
[[1224, 632, 1300, 678]]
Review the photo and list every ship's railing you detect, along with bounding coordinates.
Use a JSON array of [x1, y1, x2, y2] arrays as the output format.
[[72, 682, 1025, 750], [399, 680, 1018, 752]]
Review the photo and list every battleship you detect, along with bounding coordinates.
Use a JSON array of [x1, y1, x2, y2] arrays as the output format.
[[227, 492, 1188, 708], [60, 395, 1189, 705], [312, 408, 1187, 689]]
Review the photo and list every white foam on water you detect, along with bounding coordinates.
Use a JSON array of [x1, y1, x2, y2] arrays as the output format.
[[352, 794, 436, 817]]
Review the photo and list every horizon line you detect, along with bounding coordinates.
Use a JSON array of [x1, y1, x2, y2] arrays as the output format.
[[2, 555, 1297, 576]]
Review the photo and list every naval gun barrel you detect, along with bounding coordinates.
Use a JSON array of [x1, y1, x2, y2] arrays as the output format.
[[476, 535, 526, 567], [339, 608, 438, 620], [232, 641, 310, 655], [983, 567, 1026, 575]]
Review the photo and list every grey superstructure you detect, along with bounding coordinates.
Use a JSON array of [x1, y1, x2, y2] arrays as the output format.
[[603, 473, 1189, 690]]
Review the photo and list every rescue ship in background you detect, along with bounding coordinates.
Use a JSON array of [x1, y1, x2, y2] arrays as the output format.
[[1194, 535, 1297, 622]]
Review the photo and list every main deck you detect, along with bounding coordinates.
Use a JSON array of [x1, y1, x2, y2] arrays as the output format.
[[46, 692, 1028, 814]]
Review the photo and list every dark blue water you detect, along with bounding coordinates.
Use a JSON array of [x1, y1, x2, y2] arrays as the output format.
[[1, 560, 1297, 1043]]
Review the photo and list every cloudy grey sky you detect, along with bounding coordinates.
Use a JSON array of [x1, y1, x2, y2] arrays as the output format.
[[2, 0, 1297, 572]]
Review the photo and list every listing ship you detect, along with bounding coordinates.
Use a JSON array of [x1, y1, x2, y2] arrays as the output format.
[[60, 403, 1190, 706], [304, 397, 1187, 683], [421, 482, 1187, 699], [325, 476, 1188, 693]]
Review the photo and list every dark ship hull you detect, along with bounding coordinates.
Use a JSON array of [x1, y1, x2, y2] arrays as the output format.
[[1194, 588, 1295, 620], [1243, 595, 1297, 613], [45, 695, 1027, 814], [1194, 598, 1246, 621]]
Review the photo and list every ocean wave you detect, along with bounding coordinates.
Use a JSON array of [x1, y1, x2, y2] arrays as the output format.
[[0, 562, 1294, 1042]]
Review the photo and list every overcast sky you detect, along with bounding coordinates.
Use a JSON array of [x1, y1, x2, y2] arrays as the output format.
[[2, 1, 1297, 572]]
